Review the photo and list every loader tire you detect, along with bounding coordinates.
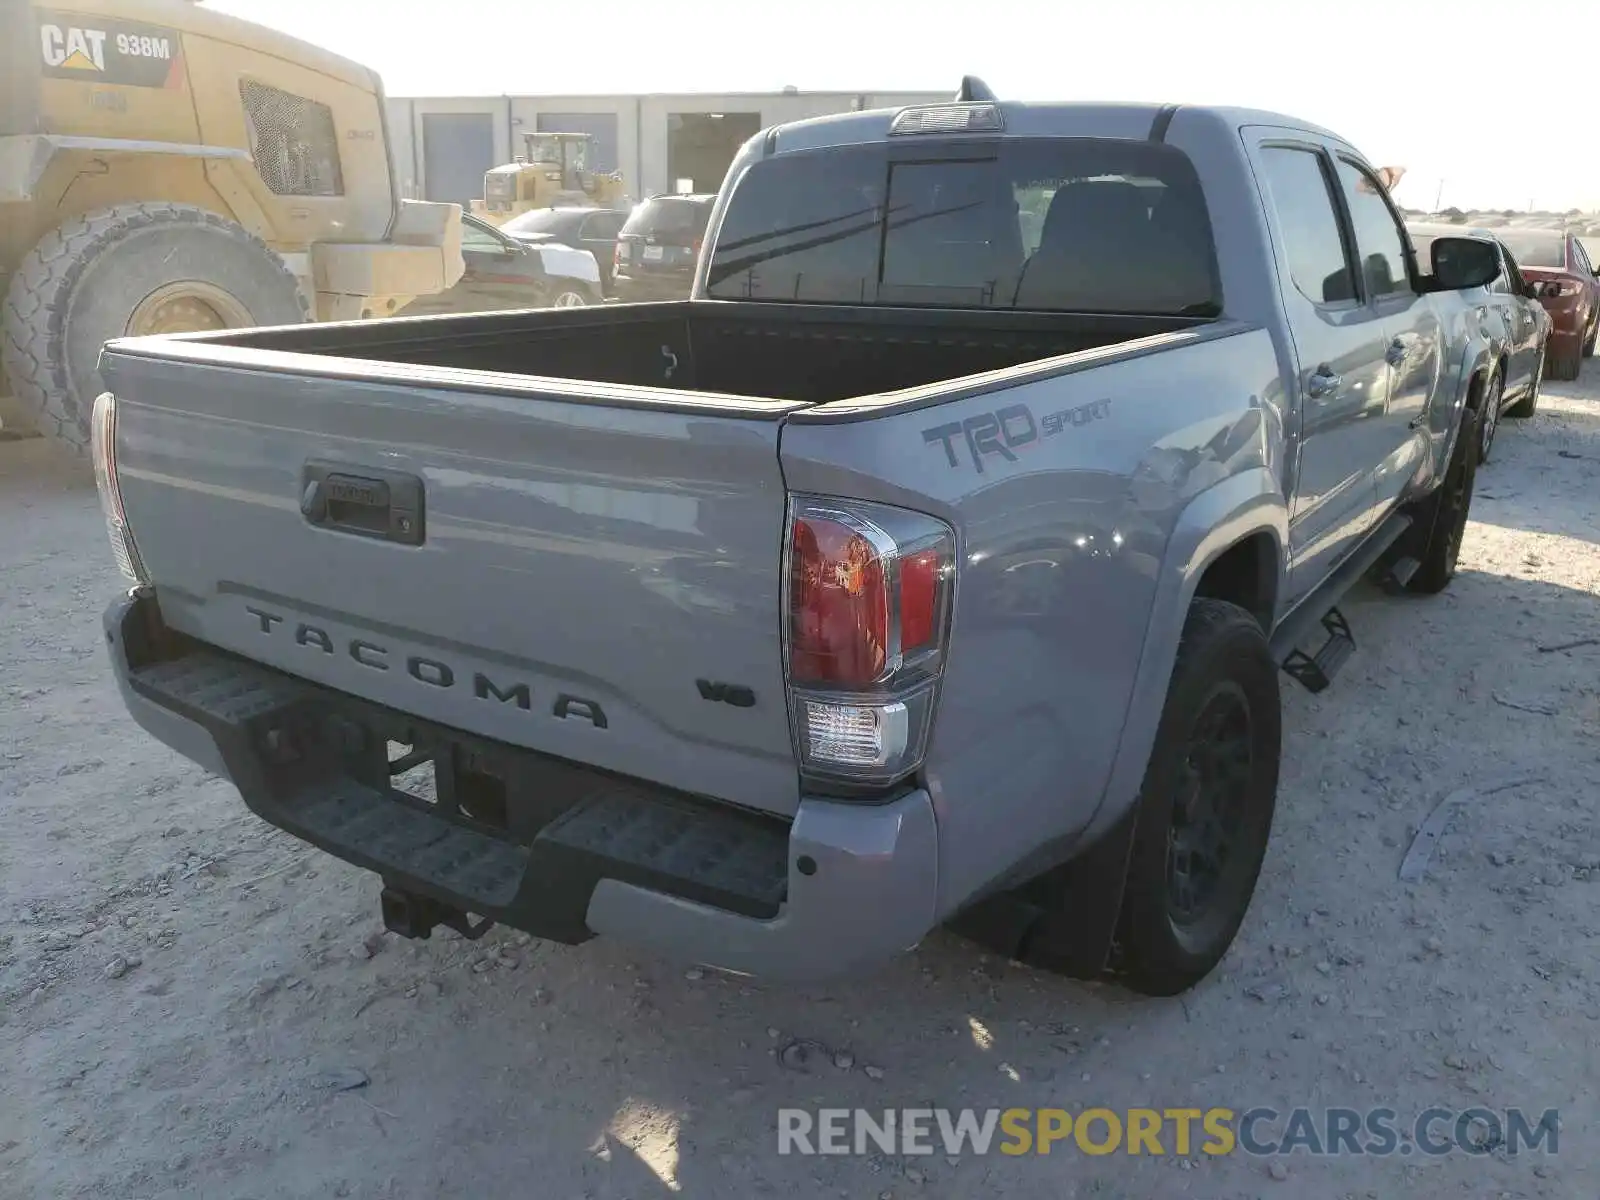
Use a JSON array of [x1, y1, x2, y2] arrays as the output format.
[[1, 203, 308, 455]]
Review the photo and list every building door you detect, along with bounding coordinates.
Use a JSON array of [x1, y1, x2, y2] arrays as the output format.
[[536, 112, 620, 174], [666, 112, 761, 194], [421, 112, 496, 205]]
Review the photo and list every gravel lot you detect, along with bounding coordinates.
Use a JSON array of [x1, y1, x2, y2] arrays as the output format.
[[3, 366, 1598, 1200]]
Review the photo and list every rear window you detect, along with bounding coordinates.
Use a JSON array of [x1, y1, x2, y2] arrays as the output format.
[[621, 198, 712, 239], [704, 138, 1220, 315], [1497, 232, 1566, 269]]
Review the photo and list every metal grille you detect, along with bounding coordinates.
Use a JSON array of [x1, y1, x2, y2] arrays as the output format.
[[239, 79, 344, 197]]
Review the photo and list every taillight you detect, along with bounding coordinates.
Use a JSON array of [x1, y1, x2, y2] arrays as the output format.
[[90, 391, 148, 585], [785, 496, 954, 787]]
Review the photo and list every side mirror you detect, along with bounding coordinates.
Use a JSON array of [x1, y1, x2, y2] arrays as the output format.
[[1430, 237, 1500, 291]]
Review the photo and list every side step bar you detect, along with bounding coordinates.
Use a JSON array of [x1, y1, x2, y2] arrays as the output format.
[[1269, 511, 1413, 693]]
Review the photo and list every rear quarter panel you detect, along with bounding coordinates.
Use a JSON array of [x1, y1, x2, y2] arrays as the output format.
[[779, 324, 1287, 917]]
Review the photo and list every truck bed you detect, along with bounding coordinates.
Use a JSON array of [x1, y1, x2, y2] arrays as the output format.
[[97, 298, 1231, 830], [175, 301, 1207, 406]]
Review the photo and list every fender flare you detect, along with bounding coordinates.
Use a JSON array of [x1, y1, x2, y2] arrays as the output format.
[[960, 468, 1289, 980], [1079, 467, 1288, 849], [0, 134, 252, 204], [1435, 337, 1495, 478]]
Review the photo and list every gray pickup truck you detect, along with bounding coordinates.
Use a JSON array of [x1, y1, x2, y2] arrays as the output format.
[[92, 81, 1505, 996]]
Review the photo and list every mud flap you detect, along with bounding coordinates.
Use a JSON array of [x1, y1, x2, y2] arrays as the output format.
[[943, 801, 1141, 980]]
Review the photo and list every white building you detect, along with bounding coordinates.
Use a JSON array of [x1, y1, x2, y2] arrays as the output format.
[[386, 89, 949, 208]]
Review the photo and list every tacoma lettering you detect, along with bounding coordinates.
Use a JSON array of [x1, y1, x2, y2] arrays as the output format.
[[240, 605, 603, 725]]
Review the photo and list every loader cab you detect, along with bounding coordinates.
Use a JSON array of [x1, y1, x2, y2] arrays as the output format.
[[524, 132, 590, 192]]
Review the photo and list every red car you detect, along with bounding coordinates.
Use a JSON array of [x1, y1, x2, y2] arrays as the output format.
[[1496, 230, 1599, 380]]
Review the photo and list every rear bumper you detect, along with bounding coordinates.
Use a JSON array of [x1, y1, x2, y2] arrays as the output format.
[[105, 590, 939, 981]]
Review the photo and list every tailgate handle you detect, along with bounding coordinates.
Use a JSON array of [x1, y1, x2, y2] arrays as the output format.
[[301, 461, 425, 546]]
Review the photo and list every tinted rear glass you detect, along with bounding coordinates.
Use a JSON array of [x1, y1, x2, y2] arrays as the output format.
[[1497, 232, 1566, 269], [705, 138, 1220, 314], [621, 198, 712, 239]]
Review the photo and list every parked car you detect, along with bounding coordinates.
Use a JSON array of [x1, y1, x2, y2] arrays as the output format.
[[611, 194, 715, 302], [500, 207, 630, 295], [1408, 223, 1551, 459], [404, 213, 602, 316], [95, 87, 1505, 997], [1492, 229, 1598, 380]]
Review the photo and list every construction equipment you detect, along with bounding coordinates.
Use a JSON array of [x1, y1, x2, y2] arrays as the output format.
[[0, 0, 465, 452], [470, 131, 626, 225]]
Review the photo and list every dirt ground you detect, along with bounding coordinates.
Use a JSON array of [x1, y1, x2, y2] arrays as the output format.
[[2, 366, 1598, 1200]]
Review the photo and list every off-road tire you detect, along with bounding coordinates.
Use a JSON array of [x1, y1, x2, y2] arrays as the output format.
[[1112, 599, 1281, 997], [1, 203, 308, 454], [1405, 398, 1480, 595], [1504, 347, 1544, 419], [1477, 367, 1504, 464]]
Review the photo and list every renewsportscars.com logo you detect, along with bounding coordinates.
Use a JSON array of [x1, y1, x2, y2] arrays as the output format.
[[777, 1106, 1561, 1159]]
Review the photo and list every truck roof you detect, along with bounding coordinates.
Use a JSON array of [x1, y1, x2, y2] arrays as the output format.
[[765, 100, 1355, 158]]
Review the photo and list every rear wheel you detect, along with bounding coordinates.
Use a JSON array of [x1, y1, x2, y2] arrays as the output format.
[[1111, 599, 1281, 996], [1584, 314, 1597, 358], [1, 203, 308, 454], [1547, 344, 1582, 381]]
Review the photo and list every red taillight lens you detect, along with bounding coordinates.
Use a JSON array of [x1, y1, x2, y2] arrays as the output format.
[[789, 515, 889, 687], [899, 549, 941, 652], [785, 496, 955, 786], [787, 501, 953, 688]]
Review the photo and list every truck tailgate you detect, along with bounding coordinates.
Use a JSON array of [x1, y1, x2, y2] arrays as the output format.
[[101, 347, 807, 816]]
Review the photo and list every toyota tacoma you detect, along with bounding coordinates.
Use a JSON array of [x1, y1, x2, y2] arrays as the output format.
[[91, 81, 1507, 995]]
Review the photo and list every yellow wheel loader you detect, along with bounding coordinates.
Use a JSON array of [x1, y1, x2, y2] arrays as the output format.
[[470, 131, 627, 226], [0, 0, 464, 453]]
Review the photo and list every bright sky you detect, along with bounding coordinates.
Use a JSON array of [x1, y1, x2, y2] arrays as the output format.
[[207, 0, 1596, 213]]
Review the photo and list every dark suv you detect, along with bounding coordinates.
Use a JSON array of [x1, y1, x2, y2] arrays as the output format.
[[611, 195, 715, 303]]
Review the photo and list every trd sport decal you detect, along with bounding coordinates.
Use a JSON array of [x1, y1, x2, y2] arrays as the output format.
[[37, 11, 183, 89], [922, 398, 1113, 472]]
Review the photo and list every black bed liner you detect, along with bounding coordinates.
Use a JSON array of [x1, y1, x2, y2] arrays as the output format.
[[170, 300, 1212, 407]]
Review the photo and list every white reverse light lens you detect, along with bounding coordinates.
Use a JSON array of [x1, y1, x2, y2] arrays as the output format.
[[90, 391, 148, 584], [803, 700, 908, 769]]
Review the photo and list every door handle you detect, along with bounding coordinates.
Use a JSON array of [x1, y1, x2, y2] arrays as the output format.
[[1385, 337, 1409, 367], [301, 460, 425, 545], [1306, 366, 1342, 399]]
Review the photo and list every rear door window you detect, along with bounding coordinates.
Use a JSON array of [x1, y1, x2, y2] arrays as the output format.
[[705, 138, 1220, 315]]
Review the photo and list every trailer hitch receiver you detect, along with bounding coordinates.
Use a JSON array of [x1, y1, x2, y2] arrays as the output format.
[[379, 886, 495, 941]]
